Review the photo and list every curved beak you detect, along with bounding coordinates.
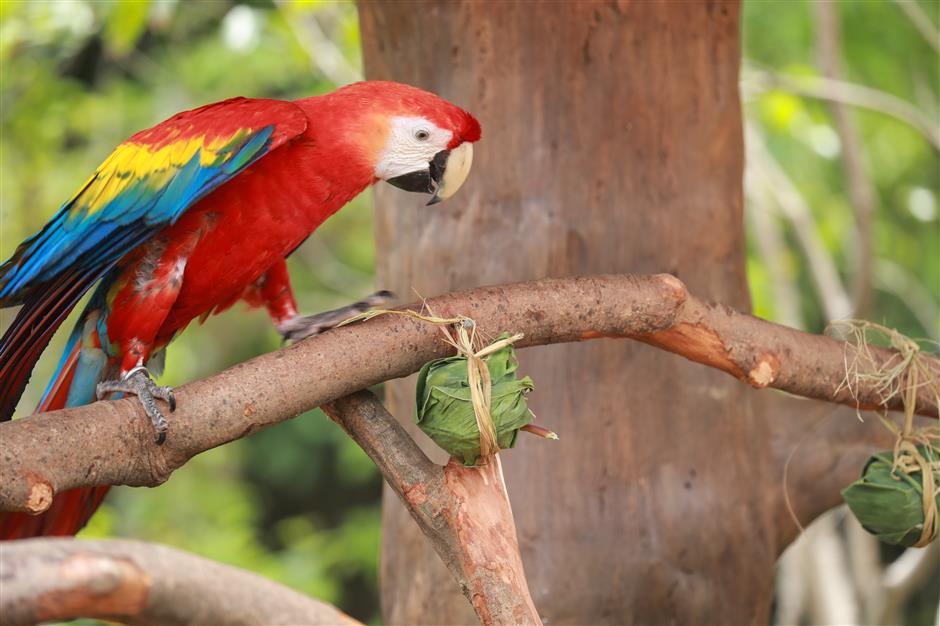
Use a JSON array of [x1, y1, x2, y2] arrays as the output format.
[[386, 142, 474, 206], [427, 142, 473, 206]]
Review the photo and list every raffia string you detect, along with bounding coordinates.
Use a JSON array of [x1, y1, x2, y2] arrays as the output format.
[[338, 306, 524, 460], [887, 362, 939, 547], [830, 320, 940, 546]]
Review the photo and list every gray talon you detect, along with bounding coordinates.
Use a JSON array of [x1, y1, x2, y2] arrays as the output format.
[[280, 290, 395, 343], [96, 367, 175, 444]]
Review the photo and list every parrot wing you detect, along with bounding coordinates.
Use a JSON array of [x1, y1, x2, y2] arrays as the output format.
[[0, 97, 308, 420], [0, 97, 308, 304]]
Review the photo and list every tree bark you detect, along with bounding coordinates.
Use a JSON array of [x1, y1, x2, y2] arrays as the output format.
[[323, 391, 541, 626], [358, 1, 896, 623], [4, 274, 931, 515], [0, 538, 358, 626]]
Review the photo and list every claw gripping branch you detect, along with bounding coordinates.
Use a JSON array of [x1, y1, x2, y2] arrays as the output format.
[[96, 366, 176, 444]]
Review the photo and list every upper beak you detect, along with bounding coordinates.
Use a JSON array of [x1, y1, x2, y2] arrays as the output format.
[[427, 142, 473, 206]]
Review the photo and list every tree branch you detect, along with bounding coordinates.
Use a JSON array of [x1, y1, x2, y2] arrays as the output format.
[[745, 122, 853, 320], [817, 0, 878, 316], [878, 540, 940, 625], [322, 391, 541, 626], [743, 67, 940, 151], [766, 393, 896, 550], [0, 537, 358, 626], [1, 274, 936, 514], [893, 0, 940, 54]]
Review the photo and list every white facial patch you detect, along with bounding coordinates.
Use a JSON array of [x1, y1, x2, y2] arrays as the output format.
[[374, 116, 453, 181]]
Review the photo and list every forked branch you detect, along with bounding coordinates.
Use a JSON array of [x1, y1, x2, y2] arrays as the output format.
[[323, 391, 541, 626]]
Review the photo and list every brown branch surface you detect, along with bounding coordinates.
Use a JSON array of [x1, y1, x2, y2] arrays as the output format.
[[764, 394, 897, 549], [1, 274, 936, 514], [323, 391, 541, 626], [0, 537, 358, 626]]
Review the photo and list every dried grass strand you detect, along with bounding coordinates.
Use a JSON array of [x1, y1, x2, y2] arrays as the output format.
[[829, 320, 940, 546]]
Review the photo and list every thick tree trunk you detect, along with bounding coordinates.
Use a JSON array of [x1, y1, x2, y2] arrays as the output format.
[[360, 1, 768, 623]]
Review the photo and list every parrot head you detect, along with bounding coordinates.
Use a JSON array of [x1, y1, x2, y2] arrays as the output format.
[[320, 81, 481, 205], [376, 109, 480, 206]]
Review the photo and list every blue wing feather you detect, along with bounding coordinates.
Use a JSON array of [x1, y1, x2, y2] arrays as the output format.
[[0, 107, 295, 304], [0, 98, 307, 422]]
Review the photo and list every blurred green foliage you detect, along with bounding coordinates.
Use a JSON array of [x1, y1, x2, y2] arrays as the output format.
[[0, 0, 936, 623], [744, 0, 938, 339]]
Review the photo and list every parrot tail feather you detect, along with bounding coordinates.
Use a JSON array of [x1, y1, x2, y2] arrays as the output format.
[[0, 269, 96, 421], [0, 324, 112, 539]]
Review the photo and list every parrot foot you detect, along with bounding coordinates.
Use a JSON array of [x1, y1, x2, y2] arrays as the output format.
[[278, 290, 395, 343], [97, 366, 176, 444]]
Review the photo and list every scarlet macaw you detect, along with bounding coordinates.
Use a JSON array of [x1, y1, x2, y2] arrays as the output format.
[[0, 81, 481, 538]]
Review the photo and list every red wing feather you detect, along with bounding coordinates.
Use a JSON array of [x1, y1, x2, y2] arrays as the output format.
[[0, 269, 99, 421]]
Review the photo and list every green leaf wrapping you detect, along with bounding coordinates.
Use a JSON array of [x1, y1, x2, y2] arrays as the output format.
[[415, 336, 534, 466], [842, 448, 939, 547]]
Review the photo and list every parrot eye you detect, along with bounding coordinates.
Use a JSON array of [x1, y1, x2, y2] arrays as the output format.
[[414, 129, 430, 141]]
